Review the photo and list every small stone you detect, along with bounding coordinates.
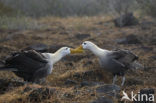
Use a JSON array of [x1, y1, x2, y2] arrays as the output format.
[[96, 84, 120, 97], [114, 12, 138, 27], [80, 81, 104, 87], [126, 78, 143, 86], [24, 43, 49, 52], [91, 93, 95, 96], [141, 46, 153, 52], [90, 96, 114, 103], [150, 56, 156, 60], [49, 44, 68, 53], [140, 21, 156, 30], [116, 35, 141, 44], [75, 33, 90, 40], [64, 79, 77, 85]]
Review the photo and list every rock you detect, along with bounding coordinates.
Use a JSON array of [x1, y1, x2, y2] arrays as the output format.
[[73, 70, 103, 80], [24, 43, 49, 52], [96, 84, 120, 97], [150, 56, 156, 60], [140, 21, 156, 30], [148, 34, 156, 45], [90, 96, 114, 103], [75, 33, 90, 40], [141, 46, 153, 52], [49, 44, 72, 53], [134, 88, 154, 103], [144, 67, 156, 71], [0, 79, 25, 94], [80, 81, 95, 87], [114, 12, 138, 27], [91, 93, 96, 96], [116, 35, 141, 44], [132, 46, 153, 52], [65, 79, 77, 85], [126, 78, 143, 86], [28, 87, 56, 102], [80, 81, 104, 87]]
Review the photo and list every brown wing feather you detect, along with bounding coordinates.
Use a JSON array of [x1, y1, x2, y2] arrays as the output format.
[[110, 49, 138, 68], [4, 50, 48, 81]]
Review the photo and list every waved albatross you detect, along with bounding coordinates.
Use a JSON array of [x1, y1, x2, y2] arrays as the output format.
[[77, 41, 138, 86], [0, 47, 82, 83]]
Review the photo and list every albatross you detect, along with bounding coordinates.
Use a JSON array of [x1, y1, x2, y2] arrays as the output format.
[[0, 47, 82, 83], [76, 41, 138, 86]]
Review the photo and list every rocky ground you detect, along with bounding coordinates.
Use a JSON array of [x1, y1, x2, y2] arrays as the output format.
[[0, 16, 155, 103]]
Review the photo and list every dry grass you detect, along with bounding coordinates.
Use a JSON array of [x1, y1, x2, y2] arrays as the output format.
[[0, 16, 156, 103], [0, 16, 49, 30]]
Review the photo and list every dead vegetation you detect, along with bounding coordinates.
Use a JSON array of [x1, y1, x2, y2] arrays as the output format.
[[0, 16, 156, 103]]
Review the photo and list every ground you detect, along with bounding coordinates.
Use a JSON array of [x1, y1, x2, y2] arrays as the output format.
[[0, 16, 155, 103]]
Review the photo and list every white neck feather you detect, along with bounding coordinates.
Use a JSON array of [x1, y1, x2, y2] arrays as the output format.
[[43, 50, 64, 65], [88, 44, 109, 57], [51, 50, 64, 64]]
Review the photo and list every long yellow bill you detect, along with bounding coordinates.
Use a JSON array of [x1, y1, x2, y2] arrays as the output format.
[[70, 45, 83, 54]]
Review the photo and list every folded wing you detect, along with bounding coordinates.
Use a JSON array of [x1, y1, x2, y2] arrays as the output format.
[[1, 50, 48, 81]]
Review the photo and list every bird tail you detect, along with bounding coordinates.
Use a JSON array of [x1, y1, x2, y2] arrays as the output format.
[[0, 61, 17, 71], [0, 66, 18, 71]]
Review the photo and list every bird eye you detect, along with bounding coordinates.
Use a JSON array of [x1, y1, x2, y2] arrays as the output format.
[[83, 43, 86, 45], [65, 47, 68, 50]]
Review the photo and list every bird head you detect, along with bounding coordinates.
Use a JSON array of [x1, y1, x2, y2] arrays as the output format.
[[70, 41, 95, 53], [58, 47, 71, 56], [82, 41, 95, 50], [59, 47, 83, 55]]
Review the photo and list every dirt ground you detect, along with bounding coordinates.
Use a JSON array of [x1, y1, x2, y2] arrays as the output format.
[[0, 16, 155, 103]]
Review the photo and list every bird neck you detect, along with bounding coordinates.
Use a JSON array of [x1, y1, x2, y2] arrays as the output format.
[[52, 51, 64, 64], [89, 44, 108, 57]]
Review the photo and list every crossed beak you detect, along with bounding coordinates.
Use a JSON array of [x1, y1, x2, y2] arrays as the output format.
[[70, 45, 84, 54]]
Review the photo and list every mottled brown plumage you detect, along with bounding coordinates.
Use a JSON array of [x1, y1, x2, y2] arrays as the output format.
[[0, 47, 73, 83], [81, 41, 139, 86]]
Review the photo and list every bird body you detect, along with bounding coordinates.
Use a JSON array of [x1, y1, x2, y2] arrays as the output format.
[[80, 41, 138, 86], [99, 49, 137, 76], [0, 47, 79, 83]]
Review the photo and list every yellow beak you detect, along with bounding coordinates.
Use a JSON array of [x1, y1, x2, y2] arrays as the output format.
[[70, 45, 84, 54]]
